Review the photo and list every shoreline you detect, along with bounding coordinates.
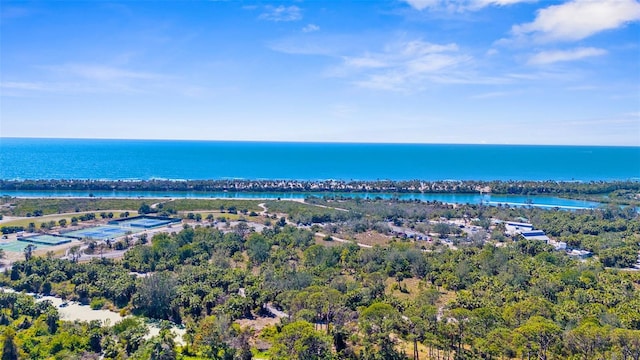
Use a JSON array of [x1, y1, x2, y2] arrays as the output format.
[[0, 193, 605, 210]]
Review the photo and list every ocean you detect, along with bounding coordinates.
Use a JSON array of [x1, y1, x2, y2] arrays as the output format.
[[1, 138, 639, 181]]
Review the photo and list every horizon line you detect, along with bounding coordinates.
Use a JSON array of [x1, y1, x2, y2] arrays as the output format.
[[1, 136, 639, 148]]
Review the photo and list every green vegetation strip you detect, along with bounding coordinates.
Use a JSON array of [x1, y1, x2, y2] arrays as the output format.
[[161, 199, 263, 213]]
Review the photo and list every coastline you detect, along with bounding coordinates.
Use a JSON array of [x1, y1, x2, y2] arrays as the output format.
[[0, 192, 605, 210]]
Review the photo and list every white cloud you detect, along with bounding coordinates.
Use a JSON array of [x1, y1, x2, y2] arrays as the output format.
[[403, 0, 440, 11], [270, 36, 510, 91], [470, 90, 514, 99], [302, 24, 320, 33], [1, 81, 48, 91], [343, 56, 388, 68], [2, 64, 172, 96], [513, 0, 640, 42], [402, 0, 535, 11], [259, 5, 302, 22], [342, 40, 476, 91], [528, 47, 607, 65], [46, 64, 163, 81]]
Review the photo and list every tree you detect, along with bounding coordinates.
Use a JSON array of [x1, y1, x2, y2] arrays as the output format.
[[566, 319, 612, 360], [433, 223, 451, 238], [612, 329, 640, 360], [193, 315, 236, 359], [449, 308, 472, 357], [149, 329, 177, 360], [515, 316, 562, 360], [246, 234, 270, 264], [359, 303, 403, 360], [133, 272, 178, 321], [24, 243, 36, 261], [234, 222, 249, 238], [139, 203, 152, 215], [69, 245, 82, 263], [1, 328, 18, 360], [271, 321, 332, 360]]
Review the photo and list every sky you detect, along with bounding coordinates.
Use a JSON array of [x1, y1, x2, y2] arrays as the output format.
[[1, 0, 639, 145]]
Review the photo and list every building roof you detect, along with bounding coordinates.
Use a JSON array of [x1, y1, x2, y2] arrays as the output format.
[[568, 249, 592, 257], [522, 234, 550, 241], [521, 230, 546, 236], [505, 221, 533, 228]]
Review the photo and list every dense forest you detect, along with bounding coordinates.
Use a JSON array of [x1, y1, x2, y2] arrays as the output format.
[[1, 195, 639, 359]]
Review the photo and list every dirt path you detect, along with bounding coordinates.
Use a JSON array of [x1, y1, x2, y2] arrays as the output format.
[[315, 232, 372, 248]]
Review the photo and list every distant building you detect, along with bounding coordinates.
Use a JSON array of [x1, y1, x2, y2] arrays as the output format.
[[505, 221, 534, 235], [567, 249, 592, 259], [549, 240, 567, 250], [502, 220, 577, 254], [520, 230, 550, 242]]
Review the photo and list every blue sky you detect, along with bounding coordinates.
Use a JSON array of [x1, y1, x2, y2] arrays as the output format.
[[1, 0, 639, 145]]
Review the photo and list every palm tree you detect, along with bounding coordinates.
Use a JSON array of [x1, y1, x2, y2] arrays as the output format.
[[69, 245, 81, 263], [24, 244, 36, 261]]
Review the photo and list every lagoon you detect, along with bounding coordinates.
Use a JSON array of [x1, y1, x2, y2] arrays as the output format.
[[0, 189, 603, 210]]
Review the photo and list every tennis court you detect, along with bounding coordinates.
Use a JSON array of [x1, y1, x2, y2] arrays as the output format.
[[116, 217, 174, 228], [0, 241, 37, 252], [20, 234, 76, 246], [64, 226, 139, 240]]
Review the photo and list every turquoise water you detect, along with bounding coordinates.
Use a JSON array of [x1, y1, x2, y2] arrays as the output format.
[[1, 138, 638, 181], [0, 189, 603, 210]]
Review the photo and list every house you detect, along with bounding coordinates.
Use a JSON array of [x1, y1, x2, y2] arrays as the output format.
[[549, 240, 567, 250]]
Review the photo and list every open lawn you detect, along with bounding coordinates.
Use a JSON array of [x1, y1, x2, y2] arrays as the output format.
[[0, 211, 136, 229], [0, 198, 147, 216], [385, 277, 424, 300], [162, 199, 263, 212], [352, 231, 394, 246], [314, 234, 346, 247]]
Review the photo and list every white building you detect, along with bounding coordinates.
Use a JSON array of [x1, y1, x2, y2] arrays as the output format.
[[568, 249, 592, 259], [505, 221, 534, 236], [549, 240, 567, 250]]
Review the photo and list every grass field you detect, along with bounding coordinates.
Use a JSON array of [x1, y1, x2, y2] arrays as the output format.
[[162, 199, 263, 212], [0, 211, 136, 228], [0, 198, 147, 217], [352, 231, 393, 246]]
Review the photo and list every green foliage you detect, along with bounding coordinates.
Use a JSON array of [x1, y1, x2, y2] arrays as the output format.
[[90, 298, 106, 310], [270, 321, 333, 360], [133, 272, 178, 321], [0, 195, 639, 359], [265, 200, 349, 225], [0, 198, 145, 217], [161, 199, 262, 213]]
